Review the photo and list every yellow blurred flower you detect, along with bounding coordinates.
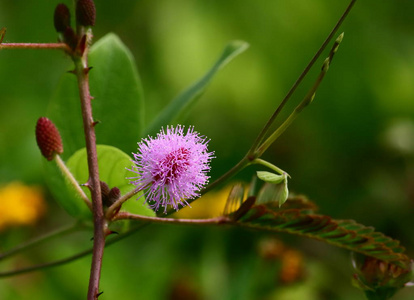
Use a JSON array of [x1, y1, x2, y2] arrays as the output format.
[[173, 183, 245, 219], [0, 182, 46, 231]]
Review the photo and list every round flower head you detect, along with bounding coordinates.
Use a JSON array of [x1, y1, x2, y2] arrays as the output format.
[[129, 125, 214, 213]]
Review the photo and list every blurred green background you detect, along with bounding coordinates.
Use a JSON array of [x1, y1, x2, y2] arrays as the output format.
[[1, 0, 414, 299]]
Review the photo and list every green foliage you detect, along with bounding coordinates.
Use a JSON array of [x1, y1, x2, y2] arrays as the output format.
[[232, 186, 409, 268], [144, 40, 249, 136], [256, 172, 289, 207], [352, 254, 414, 300], [48, 33, 144, 157], [44, 33, 151, 218], [67, 145, 155, 217], [43, 158, 92, 219], [44, 145, 154, 219]]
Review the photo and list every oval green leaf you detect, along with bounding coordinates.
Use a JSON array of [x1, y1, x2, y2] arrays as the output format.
[[256, 171, 285, 184], [48, 33, 144, 159], [67, 145, 155, 217], [43, 158, 92, 219]]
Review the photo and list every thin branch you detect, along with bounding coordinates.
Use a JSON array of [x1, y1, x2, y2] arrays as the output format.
[[114, 211, 229, 225], [0, 43, 70, 51], [161, 2, 356, 218], [177, 155, 251, 213], [0, 223, 83, 261], [253, 158, 289, 176], [55, 156, 92, 210], [0, 223, 147, 278], [105, 185, 144, 219], [255, 33, 343, 157], [248, 0, 357, 156]]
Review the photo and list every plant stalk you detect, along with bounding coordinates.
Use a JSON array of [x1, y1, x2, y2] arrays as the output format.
[[248, 0, 356, 155], [0, 42, 70, 51], [0, 223, 82, 261], [73, 44, 105, 299], [114, 212, 229, 224]]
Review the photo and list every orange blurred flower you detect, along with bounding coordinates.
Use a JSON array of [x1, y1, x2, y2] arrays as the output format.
[[0, 182, 46, 231]]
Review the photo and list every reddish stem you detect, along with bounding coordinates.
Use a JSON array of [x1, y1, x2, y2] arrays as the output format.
[[73, 50, 105, 299], [113, 211, 229, 225], [0, 42, 70, 51]]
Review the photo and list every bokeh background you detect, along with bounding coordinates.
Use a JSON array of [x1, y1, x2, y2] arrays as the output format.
[[1, 0, 414, 299]]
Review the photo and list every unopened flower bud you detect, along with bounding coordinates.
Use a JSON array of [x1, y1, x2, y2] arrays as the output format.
[[63, 27, 78, 50], [108, 187, 121, 205], [101, 183, 121, 208], [54, 3, 71, 33], [100, 181, 110, 206], [76, 0, 96, 27], [35, 117, 63, 161]]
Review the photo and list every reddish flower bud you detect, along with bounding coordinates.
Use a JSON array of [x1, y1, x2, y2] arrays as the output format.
[[54, 4, 71, 33], [100, 181, 110, 206], [108, 187, 121, 204], [107, 187, 122, 215], [76, 0, 96, 27], [35, 117, 64, 161], [63, 27, 78, 50], [101, 183, 121, 208]]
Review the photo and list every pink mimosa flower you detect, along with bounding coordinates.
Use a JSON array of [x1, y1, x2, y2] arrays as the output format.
[[129, 125, 214, 213]]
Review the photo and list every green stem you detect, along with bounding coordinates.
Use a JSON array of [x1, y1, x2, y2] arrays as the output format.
[[253, 158, 288, 176], [55, 155, 92, 210], [193, 156, 251, 202], [0, 223, 147, 278], [0, 222, 84, 261], [161, 155, 251, 217], [248, 0, 356, 155], [255, 33, 343, 157], [105, 184, 147, 220]]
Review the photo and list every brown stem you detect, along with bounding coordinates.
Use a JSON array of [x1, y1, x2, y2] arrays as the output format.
[[73, 45, 105, 299], [0, 42, 70, 51], [114, 211, 230, 225]]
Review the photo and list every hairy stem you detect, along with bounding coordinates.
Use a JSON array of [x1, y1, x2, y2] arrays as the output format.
[[248, 0, 356, 155], [72, 41, 105, 299], [0, 42, 70, 51]]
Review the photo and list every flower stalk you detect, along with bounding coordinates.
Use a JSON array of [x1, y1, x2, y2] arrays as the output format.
[[55, 155, 92, 210]]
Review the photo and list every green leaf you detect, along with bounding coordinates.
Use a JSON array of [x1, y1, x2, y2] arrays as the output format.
[[144, 40, 249, 136], [256, 180, 289, 207], [43, 159, 92, 219], [256, 171, 285, 184], [67, 145, 155, 217], [233, 196, 410, 268], [48, 33, 144, 159]]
